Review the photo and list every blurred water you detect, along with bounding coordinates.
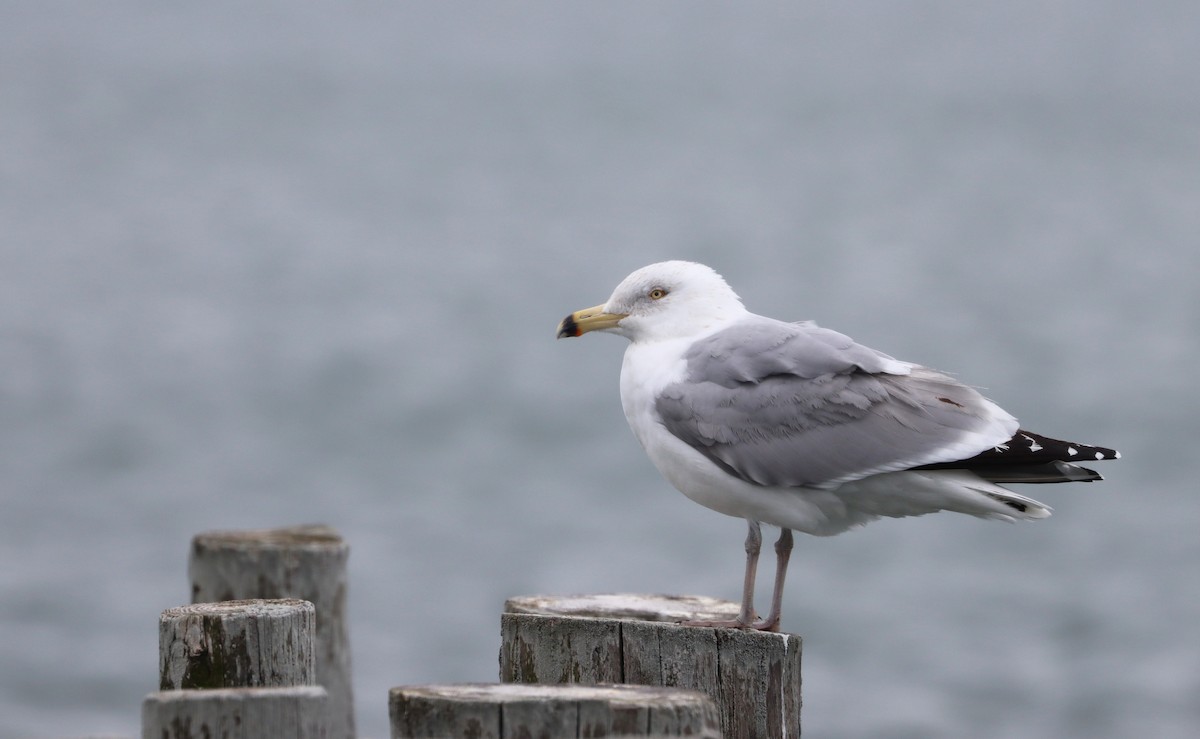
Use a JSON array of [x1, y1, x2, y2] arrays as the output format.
[[1, 2, 1198, 737]]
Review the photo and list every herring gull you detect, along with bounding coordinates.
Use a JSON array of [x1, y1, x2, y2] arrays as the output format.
[[556, 260, 1119, 631]]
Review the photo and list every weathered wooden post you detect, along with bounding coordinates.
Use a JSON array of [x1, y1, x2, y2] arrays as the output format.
[[159, 599, 315, 690], [389, 684, 722, 738], [142, 686, 328, 739], [188, 524, 353, 738], [500, 594, 802, 739], [147, 598, 326, 737]]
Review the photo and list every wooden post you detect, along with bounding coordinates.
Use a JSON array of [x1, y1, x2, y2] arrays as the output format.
[[500, 594, 802, 739], [188, 525, 353, 739], [158, 599, 315, 690], [389, 684, 721, 739], [142, 686, 328, 739]]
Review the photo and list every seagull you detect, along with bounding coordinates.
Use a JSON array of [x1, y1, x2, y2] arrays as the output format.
[[556, 260, 1119, 631]]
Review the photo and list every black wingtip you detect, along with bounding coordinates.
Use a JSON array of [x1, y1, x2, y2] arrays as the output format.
[[914, 430, 1119, 481]]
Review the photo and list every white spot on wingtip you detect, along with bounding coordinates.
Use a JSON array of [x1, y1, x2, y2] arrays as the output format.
[[1020, 433, 1043, 451], [1095, 451, 1104, 460], [1114, 451, 1121, 459], [1067, 447, 1078, 456]]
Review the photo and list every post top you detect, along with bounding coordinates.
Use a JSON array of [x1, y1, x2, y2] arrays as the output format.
[[391, 682, 716, 706], [145, 685, 329, 702], [504, 593, 742, 623], [161, 598, 315, 619], [191, 524, 346, 550]]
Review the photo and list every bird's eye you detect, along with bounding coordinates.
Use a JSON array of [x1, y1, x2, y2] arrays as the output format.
[[648, 287, 668, 300]]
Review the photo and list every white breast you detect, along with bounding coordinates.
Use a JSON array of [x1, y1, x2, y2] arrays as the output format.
[[618, 338, 861, 534]]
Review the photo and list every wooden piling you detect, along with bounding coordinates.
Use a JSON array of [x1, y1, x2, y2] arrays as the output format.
[[188, 524, 353, 739], [158, 599, 315, 690], [500, 594, 802, 739], [141, 686, 328, 739], [389, 684, 722, 739]]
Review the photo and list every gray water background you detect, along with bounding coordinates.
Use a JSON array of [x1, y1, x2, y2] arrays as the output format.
[[2, 2, 1198, 737]]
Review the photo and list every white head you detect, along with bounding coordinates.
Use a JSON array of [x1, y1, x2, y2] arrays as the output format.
[[557, 261, 747, 343]]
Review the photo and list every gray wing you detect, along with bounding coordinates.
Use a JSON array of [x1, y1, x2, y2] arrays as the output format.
[[655, 317, 1018, 489]]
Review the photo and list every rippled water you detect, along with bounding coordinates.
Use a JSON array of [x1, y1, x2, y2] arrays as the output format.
[[2, 3, 1198, 737]]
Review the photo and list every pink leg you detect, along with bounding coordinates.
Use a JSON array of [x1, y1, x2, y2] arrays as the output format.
[[751, 528, 793, 632], [683, 520, 761, 629]]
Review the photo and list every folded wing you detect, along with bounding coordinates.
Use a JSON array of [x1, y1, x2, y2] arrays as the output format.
[[655, 318, 1021, 489]]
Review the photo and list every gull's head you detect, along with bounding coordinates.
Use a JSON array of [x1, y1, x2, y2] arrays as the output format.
[[556, 260, 746, 343]]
